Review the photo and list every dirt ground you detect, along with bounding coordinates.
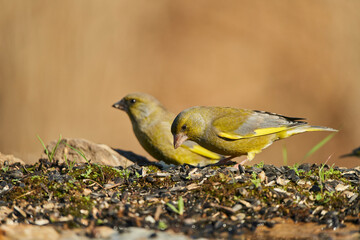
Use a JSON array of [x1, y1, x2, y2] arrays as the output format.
[[0, 148, 359, 239]]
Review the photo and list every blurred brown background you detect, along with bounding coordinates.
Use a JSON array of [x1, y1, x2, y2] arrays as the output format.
[[1, 1, 359, 167]]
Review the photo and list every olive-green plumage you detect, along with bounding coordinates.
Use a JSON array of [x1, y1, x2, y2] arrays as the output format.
[[171, 106, 337, 162], [112, 93, 223, 166]]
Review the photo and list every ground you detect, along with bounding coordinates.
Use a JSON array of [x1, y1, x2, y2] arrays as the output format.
[[0, 150, 359, 239]]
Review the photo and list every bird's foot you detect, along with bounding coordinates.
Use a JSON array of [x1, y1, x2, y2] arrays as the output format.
[[232, 158, 249, 169]]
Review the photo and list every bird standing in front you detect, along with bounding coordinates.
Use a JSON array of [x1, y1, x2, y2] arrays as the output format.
[[171, 106, 337, 164]]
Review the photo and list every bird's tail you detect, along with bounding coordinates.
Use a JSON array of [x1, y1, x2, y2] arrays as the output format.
[[278, 125, 338, 139]]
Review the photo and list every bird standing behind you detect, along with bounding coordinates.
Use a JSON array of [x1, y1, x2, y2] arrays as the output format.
[[112, 93, 223, 166], [171, 106, 337, 164]]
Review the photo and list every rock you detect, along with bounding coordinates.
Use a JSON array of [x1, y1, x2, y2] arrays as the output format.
[[276, 176, 290, 186], [41, 138, 135, 167], [335, 183, 350, 192], [0, 206, 12, 221], [0, 152, 25, 165], [112, 227, 190, 240], [0, 224, 60, 240]]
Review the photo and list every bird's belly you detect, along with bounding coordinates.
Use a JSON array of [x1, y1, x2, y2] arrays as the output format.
[[199, 134, 278, 156]]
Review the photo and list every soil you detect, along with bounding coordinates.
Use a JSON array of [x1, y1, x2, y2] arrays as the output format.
[[0, 156, 359, 239]]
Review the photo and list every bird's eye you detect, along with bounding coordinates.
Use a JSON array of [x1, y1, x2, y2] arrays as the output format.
[[129, 99, 136, 104], [181, 124, 187, 131]]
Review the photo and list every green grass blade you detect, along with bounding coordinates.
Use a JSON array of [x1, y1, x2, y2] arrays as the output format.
[[65, 143, 89, 163], [37, 135, 49, 157], [166, 203, 179, 214], [303, 132, 337, 161], [64, 153, 69, 168], [49, 134, 62, 162], [178, 196, 184, 215]]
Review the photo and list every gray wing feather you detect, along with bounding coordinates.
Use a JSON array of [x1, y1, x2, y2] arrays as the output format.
[[233, 111, 306, 136]]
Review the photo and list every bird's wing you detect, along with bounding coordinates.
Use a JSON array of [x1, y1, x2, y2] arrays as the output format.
[[213, 110, 306, 140]]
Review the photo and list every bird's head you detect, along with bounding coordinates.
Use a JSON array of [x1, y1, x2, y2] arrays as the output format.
[[171, 107, 206, 149], [112, 93, 165, 122]]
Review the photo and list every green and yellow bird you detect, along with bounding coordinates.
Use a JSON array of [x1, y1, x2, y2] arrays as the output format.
[[171, 106, 337, 164], [112, 93, 223, 166]]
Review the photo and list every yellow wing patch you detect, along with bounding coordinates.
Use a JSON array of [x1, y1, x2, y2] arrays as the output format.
[[182, 145, 221, 160], [217, 132, 243, 140], [254, 127, 288, 136], [218, 126, 288, 140]]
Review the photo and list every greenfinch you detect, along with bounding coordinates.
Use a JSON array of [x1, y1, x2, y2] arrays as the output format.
[[340, 147, 360, 158], [171, 106, 338, 164], [112, 93, 223, 166]]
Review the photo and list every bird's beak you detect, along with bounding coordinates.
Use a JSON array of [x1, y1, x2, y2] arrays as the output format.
[[112, 99, 127, 111], [173, 133, 188, 149]]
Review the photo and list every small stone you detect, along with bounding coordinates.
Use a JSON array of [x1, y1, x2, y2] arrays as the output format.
[[273, 188, 288, 194], [10, 170, 23, 179], [42, 203, 55, 210], [169, 186, 185, 192], [145, 215, 156, 224], [320, 210, 328, 216], [276, 177, 290, 186], [349, 193, 358, 203], [236, 213, 246, 220], [312, 206, 324, 215], [42, 138, 133, 167], [258, 171, 267, 183], [343, 191, 355, 199], [236, 188, 248, 197], [238, 200, 252, 208], [155, 172, 170, 177], [80, 218, 89, 226], [190, 173, 203, 180], [265, 180, 275, 187], [184, 218, 196, 225], [297, 179, 305, 185], [188, 168, 198, 175], [0, 206, 12, 221], [80, 209, 89, 215], [232, 204, 242, 212], [335, 183, 349, 192], [186, 183, 200, 190], [34, 219, 50, 225]]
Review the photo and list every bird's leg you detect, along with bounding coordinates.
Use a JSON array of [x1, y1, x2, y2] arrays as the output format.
[[239, 158, 250, 165], [231, 158, 249, 169], [232, 152, 256, 168], [234, 150, 261, 168]]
